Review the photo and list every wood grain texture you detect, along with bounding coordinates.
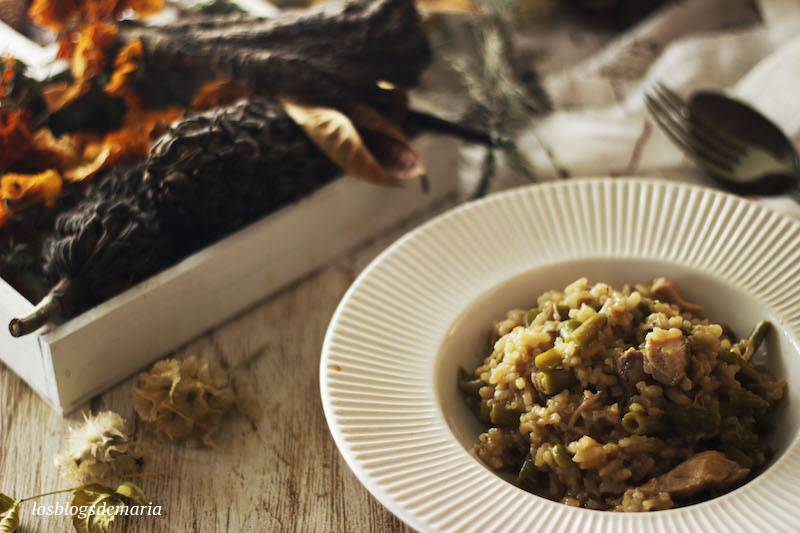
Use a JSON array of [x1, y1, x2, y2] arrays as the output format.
[[0, 200, 456, 532]]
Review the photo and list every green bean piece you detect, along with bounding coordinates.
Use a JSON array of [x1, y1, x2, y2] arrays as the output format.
[[718, 350, 763, 388], [621, 412, 667, 436], [536, 370, 576, 395], [524, 307, 542, 327], [722, 445, 754, 468], [552, 444, 573, 468], [556, 304, 571, 319], [747, 320, 771, 353], [515, 455, 540, 492], [566, 313, 608, 348], [725, 388, 770, 409], [638, 298, 654, 313], [457, 367, 485, 396], [558, 319, 581, 338], [490, 402, 521, 426], [535, 348, 565, 372]]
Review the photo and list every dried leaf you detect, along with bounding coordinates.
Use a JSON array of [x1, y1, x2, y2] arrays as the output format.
[[415, 0, 475, 14], [0, 503, 19, 533], [0, 495, 15, 516], [113, 482, 145, 505], [345, 102, 426, 182], [281, 99, 397, 186], [71, 482, 146, 533], [190, 79, 248, 110], [280, 99, 424, 186]]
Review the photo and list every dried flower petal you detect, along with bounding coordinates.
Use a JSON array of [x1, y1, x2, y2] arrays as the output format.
[[30, 129, 82, 170], [53, 411, 145, 484], [1, 169, 63, 209], [41, 81, 92, 113], [29, 0, 164, 31], [71, 21, 119, 83], [0, 109, 32, 168], [190, 79, 248, 110], [28, 0, 79, 31]]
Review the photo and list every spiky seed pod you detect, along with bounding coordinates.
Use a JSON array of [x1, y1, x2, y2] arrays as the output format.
[[144, 99, 339, 249], [53, 411, 146, 484], [133, 355, 240, 447]]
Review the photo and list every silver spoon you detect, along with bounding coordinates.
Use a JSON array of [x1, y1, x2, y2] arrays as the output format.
[[646, 83, 800, 202]]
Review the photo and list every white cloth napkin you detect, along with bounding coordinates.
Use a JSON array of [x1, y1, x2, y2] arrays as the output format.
[[481, 0, 800, 220]]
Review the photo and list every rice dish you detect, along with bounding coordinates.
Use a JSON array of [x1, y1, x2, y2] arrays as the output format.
[[459, 277, 785, 511]]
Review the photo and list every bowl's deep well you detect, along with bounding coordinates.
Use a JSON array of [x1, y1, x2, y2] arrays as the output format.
[[435, 257, 799, 491]]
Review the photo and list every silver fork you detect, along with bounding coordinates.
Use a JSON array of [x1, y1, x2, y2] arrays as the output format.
[[644, 82, 800, 203]]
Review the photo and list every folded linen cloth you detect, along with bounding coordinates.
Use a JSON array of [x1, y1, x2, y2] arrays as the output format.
[[477, 0, 800, 219]]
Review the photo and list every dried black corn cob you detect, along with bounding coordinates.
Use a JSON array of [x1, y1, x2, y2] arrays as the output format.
[[8, 0, 503, 336], [9, 99, 338, 336], [118, 0, 431, 108], [144, 99, 339, 250]]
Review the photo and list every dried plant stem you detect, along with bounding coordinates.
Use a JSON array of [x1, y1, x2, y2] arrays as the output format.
[[8, 278, 74, 337], [405, 110, 510, 147], [18, 472, 164, 503]]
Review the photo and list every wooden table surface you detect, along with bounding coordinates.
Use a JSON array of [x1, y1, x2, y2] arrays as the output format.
[[0, 207, 452, 532]]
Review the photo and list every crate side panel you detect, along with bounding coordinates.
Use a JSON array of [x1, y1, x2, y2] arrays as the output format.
[[44, 136, 458, 412]]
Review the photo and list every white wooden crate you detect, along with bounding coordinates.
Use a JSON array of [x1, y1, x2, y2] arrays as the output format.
[[0, 5, 461, 413], [0, 135, 459, 413]]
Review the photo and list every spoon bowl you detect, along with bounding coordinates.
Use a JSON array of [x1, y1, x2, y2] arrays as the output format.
[[688, 91, 800, 195]]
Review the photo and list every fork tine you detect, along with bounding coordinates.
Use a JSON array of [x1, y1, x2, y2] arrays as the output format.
[[644, 94, 736, 175], [652, 83, 744, 161], [654, 82, 746, 156]]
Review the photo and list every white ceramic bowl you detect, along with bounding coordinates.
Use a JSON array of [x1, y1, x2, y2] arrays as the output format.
[[320, 178, 800, 533]]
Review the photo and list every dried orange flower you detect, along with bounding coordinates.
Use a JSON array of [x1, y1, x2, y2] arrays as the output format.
[[28, 0, 79, 32], [105, 38, 143, 109], [29, 0, 165, 32], [30, 128, 82, 170], [53, 411, 145, 484], [71, 21, 118, 82], [0, 169, 62, 222], [0, 56, 18, 99], [133, 356, 241, 447], [41, 81, 92, 113], [0, 109, 32, 168], [62, 106, 180, 183]]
